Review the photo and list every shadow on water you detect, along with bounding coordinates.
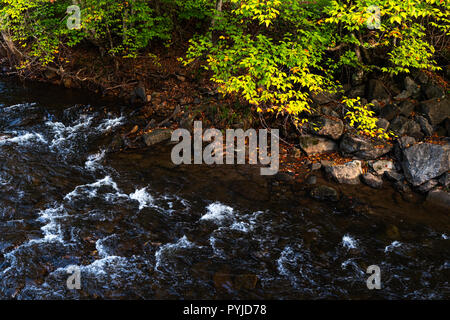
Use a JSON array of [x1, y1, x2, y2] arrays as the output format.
[[0, 79, 448, 300]]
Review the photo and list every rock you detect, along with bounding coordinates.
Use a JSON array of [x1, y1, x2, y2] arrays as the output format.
[[401, 142, 450, 186], [438, 173, 449, 187], [311, 163, 322, 171], [351, 70, 365, 86], [310, 185, 339, 201], [362, 173, 383, 189], [393, 180, 411, 194], [376, 118, 390, 131], [319, 106, 340, 118], [311, 117, 344, 140], [417, 180, 438, 193], [380, 104, 400, 121], [419, 98, 450, 126], [383, 170, 404, 182], [324, 160, 363, 184], [404, 76, 420, 97], [386, 224, 401, 240], [142, 129, 173, 147], [367, 79, 390, 101], [416, 115, 433, 136], [423, 83, 445, 100], [370, 160, 395, 175], [399, 101, 416, 117], [389, 116, 407, 133], [426, 189, 450, 209], [133, 85, 148, 103], [399, 120, 423, 140], [394, 90, 411, 100], [347, 85, 366, 99], [107, 134, 125, 152], [306, 175, 317, 185], [299, 135, 337, 155], [44, 69, 58, 80], [62, 78, 73, 88], [310, 90, 339, 105], [339, 133, 392, 160], [274, 172, 294, 182]]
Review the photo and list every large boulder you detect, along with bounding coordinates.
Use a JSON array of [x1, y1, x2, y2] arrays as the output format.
[[311, 117, 344, 140], [419, 98, 450, 126], [324, 160, 363, 184], [299, 135, 337, 155], [339, 133, 392, 160], [401, 142, 450, 186]]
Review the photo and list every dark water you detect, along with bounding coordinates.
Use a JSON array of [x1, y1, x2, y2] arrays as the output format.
[[0, 79, 448, 299]]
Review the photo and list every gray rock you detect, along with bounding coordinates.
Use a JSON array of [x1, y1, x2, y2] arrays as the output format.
[[324, 160, 363, 184], [339, 133, 392, 160], [311, 117, 344, 140], [399, 120, 423, 140], [311, 90, 340, 105], [376, 118, 390, 131], [299, 135, 337, 155], [426, 189, 450, 209], [394, 90, 411, 100], [404, 76, 420, 97], [438, 172, 449, 187], [401, 142, 450, 186], [133, 85, 148, 103], [362, 173, 383, 189], [419, 98, 450, 126], [370, 160, 395, 175], [416, 115, 433, 136], [143, 129, 173, 146], [306, 175, 317, 185], [423, 83, 445, 100], [383, 170, 404, 182], [417, 180, 438, 193], [367, 79, 390, 101], [311, 163, 322, 171], [389, 116, 407, 133], [310, 185, 339, 201], [348, 85, 366, 99], [380, 104, 400, 121], [399, 101, 416, 117]]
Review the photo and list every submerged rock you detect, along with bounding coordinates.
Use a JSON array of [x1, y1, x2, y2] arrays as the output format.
[[324, 160, 363, 184], [310, 185, 339, 201], [401, 142, 450, 186], [426, 189, 450, 209], [340, 133, 392, 160], [299, 135, 337, 155]]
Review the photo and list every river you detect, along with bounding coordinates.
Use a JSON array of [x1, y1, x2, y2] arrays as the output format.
[[0, 79, 448, 299]]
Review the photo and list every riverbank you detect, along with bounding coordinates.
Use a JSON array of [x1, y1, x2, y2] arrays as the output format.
[[1, 44, 449, 211]]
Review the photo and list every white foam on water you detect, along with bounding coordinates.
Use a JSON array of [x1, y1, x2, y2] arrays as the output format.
[[200, 202, 234, 223], [96, 116, 125, 132], [85, 150, 106, 172], [129, 188, 154, 210], [45, 115, 94, 151], [0, 131, 47, 146], [385, 241, 402, 253], [95, 235, 117, 258], [442, 234, 449, 240], [342, 234, 358, 249], [36, 205, 68, 242], [154, 235, 196, 272], [209, 235, 225, 258], [3, 102, 37, 111], [64, 176, 120, 201]]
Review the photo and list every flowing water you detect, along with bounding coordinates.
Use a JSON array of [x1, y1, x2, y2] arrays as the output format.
[[0, 79, 448, 300]]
